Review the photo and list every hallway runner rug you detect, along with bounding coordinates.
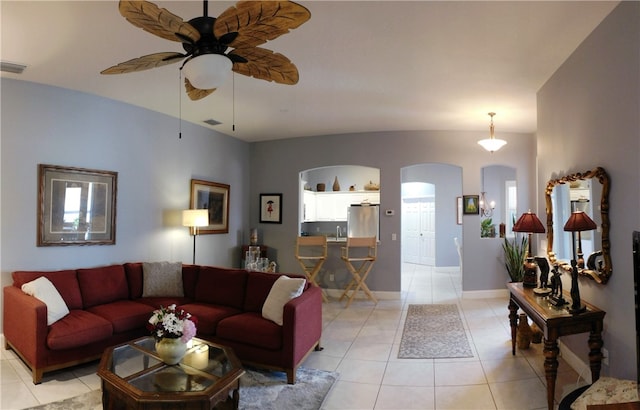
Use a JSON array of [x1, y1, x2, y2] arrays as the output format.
[[398, 304, 474, 359], [23, 366, 338, 410]]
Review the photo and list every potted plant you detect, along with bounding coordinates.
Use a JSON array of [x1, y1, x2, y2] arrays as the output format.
[[481, 218, 495, 238], [502, 235, 528, 282]]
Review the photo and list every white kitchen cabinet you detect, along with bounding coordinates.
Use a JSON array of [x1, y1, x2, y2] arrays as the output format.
[[310, 191, 379, 221], [303, 190, 316, 222]]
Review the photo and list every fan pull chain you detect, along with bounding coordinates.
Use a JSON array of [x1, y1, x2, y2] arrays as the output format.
[[178, 69, 183, 139], [232, 73, 236, 132]]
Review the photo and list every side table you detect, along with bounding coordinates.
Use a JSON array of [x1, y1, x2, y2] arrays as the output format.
[[507, 282, 606, 410]]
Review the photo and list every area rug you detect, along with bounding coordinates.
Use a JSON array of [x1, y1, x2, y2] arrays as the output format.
[[398, 304, 474, 359], [23, 367, 338, 410]]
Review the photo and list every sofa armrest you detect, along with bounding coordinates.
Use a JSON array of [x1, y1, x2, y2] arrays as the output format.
[[3, 286, 49, 366], [281, 284, 323, 366]]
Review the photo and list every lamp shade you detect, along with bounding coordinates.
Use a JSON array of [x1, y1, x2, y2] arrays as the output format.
[[182, 209, 209, 228], [512, 211, 545, 233], [563, 211, 597, 232], [477, 138, 507, 153], [182, 54, 232, 90]]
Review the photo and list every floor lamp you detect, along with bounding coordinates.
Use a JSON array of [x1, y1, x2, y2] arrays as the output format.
[[182, 209, 209, 264], [564, 210, 597, 314]]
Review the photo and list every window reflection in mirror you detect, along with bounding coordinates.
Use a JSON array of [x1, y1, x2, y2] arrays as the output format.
[[52, 180, 106, 234], [480, 165, 517, 238]]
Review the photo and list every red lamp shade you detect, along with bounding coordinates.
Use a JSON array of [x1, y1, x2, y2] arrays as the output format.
[[563, 211, 597, 232], [512, 211, 545, 234]]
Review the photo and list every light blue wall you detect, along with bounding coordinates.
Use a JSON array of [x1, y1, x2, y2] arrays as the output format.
[[537, 1, 640, 380], [401, 163, 462, 267], [0, 79, 251, 330], [0, 80, 536, 329], [249, 131, 535, 294]]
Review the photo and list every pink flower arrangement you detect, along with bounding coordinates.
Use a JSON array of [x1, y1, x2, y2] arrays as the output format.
[[147, 304, 197, 343]]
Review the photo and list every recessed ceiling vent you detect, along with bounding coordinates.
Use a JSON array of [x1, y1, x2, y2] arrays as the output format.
[[1, 61, 27, 74], [203, 119, 222, 126]]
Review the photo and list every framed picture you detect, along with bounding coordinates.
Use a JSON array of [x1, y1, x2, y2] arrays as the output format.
[[190, 179, 230, 234], [456, 196, 463, 224], [463, 195, 480, 215], [259, 193, 282, 224], [38, 164, 117, 246]]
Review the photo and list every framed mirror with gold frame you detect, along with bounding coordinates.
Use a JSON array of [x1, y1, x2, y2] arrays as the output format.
[[544, 167, 611, 284]]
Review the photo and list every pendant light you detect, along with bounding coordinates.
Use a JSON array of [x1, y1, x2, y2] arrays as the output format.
[[478, 112, 507, 153]]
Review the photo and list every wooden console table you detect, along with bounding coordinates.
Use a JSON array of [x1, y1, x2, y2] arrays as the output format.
[[507, 282, 606, 410]]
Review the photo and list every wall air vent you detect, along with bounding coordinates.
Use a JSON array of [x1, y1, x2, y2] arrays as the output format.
[[1, 61, 27, 74], [203, 119, 222, 126]]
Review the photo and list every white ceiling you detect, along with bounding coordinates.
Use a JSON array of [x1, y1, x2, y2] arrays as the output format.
[[1, 1, 618, 142]]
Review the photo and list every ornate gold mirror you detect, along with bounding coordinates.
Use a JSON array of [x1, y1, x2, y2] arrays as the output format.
[[544, 167, 611, 283]]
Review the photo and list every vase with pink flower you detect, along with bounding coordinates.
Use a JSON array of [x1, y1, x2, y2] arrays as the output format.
[[147, 304, 197, 365]]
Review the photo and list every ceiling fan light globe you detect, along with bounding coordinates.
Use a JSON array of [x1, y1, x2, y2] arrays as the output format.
[[183, 54, 232, 90], [477, 138, 507, 152]]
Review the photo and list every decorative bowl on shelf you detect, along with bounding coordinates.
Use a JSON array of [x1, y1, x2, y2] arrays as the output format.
[[364, 181, 380, 191]]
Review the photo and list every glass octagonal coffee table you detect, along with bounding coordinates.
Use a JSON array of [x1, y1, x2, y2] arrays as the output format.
[[98, 337, 245, 410]]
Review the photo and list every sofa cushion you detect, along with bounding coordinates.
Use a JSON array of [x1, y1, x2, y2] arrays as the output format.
[[181, 265, 200, 299], [47, 310, 113, 350], [262, 276, 306, 326], [12, 270, 83, 310], [217, 312, 282, 350], [123, 262, 144, 299], [178, 303, 242, 336], [142, 261, 184, 297], [77, 264, 129, 308], [21, 276, 70, 325], [87, 300, 155, 334], [195, 267, 247, 310], [136, 296, 193, 310], [244, 271, 281, 312]]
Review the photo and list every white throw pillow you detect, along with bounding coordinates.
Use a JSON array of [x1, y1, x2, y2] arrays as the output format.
[[262, 276, 306, 326], [142, 261, 184, 297], [21, 276, 70, 325]]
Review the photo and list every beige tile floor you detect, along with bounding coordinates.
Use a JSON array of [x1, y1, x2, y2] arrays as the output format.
[[0, 263, 588, 409]]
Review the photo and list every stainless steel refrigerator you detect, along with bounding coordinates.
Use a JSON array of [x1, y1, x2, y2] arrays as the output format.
[[347, 204, 380, 241]]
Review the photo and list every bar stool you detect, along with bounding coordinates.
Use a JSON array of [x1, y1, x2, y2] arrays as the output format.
[[295, 236, 329, 302], [340, 236, 377, 307]]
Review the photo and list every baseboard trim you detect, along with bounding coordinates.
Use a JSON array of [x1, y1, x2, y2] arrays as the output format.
[[462, 289, 510, 299], [325, 289, 401, 300], [558, 339, 593, 384]]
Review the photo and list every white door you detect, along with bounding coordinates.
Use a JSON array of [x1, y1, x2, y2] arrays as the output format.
[[402, 200, 420, 263], [419, 199, 436, 265]]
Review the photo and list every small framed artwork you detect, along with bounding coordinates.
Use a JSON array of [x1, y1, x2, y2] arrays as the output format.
[[456, 196, 463, 224], [38, 164, 118, 246], [259, 193, 282, 224], [463, 195, 480, 215], [190, 179, 230, 234]]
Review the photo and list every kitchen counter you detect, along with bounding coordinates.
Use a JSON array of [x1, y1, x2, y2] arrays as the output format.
[[326, 237, 347, 243]]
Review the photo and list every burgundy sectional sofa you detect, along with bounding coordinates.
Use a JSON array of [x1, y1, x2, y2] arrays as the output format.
[[3, 263, 322, 384]]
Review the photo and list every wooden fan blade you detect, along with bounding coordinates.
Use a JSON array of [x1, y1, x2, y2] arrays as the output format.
[[119, 0, 200, 43], [230, 47, 299, 85], [214, 1, 310, 49], [101, 52, 184, 74], [185, 78, 216, 101]]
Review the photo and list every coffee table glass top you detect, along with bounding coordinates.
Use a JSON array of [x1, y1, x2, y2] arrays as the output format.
[[108, 337, 238, 393]]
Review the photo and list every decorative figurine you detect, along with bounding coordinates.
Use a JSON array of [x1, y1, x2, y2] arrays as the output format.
[[533, 257, 551, 296], [569, 259, 587, 314], [549, 263, 568, 307]]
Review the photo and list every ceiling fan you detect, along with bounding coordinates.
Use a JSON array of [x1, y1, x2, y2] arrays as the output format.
[[101, 0, 311, 101]]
